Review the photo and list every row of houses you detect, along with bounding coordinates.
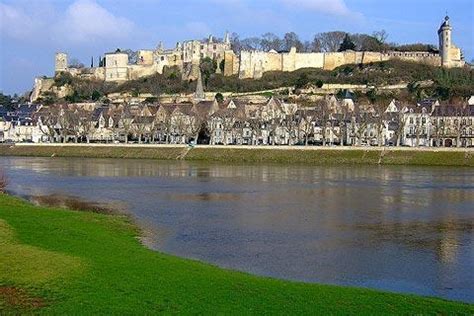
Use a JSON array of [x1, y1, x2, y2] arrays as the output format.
[[1, 95, 474, 147]]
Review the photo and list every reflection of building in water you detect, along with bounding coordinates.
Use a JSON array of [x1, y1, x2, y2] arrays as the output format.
[[437, 222, 460, 265]]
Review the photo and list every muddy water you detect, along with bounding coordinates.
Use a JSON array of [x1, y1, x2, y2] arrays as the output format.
[[1, 157, 473, 302]]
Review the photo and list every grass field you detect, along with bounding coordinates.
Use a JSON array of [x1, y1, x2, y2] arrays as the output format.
[[1, 144, 474, 167], [0, 194, 473, 314]]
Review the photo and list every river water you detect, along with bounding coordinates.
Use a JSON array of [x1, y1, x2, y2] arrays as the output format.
[[1, 157, 473, 303]]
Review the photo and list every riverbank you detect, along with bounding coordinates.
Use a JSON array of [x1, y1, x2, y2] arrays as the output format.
[[0, 194, 472, 314], [1, 144, 474, 166]]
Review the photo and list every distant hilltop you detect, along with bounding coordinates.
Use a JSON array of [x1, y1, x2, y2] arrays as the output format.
[[31, 16, 465, 102]]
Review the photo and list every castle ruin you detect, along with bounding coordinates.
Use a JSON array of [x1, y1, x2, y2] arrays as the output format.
[[49, 16, 464, 87]]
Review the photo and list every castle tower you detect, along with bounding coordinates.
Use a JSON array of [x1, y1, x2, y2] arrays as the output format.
[[438, 15, 452, 67], [224, 31, 230, 45], [55, 52, 68, 73]]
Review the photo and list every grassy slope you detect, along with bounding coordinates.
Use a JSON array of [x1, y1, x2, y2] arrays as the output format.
[[0, 195, 473, 314], [1, 145, 474, 166]]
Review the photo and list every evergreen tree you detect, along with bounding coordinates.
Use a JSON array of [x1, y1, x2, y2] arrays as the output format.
[[338, 34, 356, 52]]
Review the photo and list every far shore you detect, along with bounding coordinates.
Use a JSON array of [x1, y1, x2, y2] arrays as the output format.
[[6, 142, 474, 152], [1, 143, 473, 167]]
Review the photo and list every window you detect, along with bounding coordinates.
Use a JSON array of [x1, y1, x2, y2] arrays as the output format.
[[422, 118, 426, 124], [410, 117, 414, 124], [161, 56, 164, 61]]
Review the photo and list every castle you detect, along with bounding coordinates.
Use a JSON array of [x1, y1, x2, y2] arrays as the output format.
[[52, 16, 464, 84], [54, 33, 231, 83]]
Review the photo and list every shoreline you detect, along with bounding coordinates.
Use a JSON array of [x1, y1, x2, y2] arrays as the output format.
[[1, 193, 473, 313], [1, 144, 473, 166]]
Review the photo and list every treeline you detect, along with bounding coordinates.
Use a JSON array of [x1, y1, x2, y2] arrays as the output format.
[[229, 31, 437, 53]]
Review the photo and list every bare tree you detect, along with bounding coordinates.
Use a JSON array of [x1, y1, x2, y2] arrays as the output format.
[[313, 31, 346, 52], [0, 168, 7, 193], [37, 106, 60, 142], [120, 106, 134, 144], [298, 108, 315, 145], [78, 109, 96, 143], [261, 33, 283, 51], [314, 99, 331, 146], [373, 103, 388, 147], [283, 32, 303, 51], [373, 30, 388, 45]]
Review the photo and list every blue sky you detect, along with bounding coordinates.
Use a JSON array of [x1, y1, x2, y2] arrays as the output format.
[[1, 0, 473, 95]]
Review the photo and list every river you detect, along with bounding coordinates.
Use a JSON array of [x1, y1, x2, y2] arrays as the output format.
[[1, 157, 473, 303]]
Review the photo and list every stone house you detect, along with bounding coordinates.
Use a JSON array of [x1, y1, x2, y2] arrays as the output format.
[[431, 104, 474, 147]]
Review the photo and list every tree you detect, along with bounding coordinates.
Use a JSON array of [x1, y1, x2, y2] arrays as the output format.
[[0, 168, 7, 193], [373, 30, 388, 45], [0, 93, 13, 109], [373, 103, 388, 146], [295, 73, 309, 89], [338, 33, 356, 52], [215, 93, 224, 103], [261, 33, 283, 51], [219, 59, 225, 73], [69, 58, 84, 69], [122, 49, 138, 64], [313, 31, 346, 52], [240, 37, 263, 51], [230, 32, 242, 53], [351, 34, 385, 52], [283, 32, 303, 51], [91, 90, 102, 101], [314, 99, 331, 146], [200, 57, 217, 87]]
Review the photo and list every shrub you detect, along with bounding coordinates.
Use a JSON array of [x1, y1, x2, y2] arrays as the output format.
[[0, 168, 7, 193]]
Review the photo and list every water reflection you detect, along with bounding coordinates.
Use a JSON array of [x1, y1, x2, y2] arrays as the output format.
[[1, 157, 473, 303]]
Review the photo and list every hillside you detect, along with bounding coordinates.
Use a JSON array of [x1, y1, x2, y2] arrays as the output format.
[[38, 60, 473, 104]]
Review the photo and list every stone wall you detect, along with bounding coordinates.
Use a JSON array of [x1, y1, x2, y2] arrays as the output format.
[[235, 49, 445, 79]]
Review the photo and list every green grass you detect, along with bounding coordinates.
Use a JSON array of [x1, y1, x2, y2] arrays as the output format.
[[1, 145, 473, 167], [0, 195, 473, 314]]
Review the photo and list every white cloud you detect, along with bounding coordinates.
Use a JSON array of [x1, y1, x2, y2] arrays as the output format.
[[56, 0, 135, 43], [0, 0, 136, 44], [0, 3, 45, 40]]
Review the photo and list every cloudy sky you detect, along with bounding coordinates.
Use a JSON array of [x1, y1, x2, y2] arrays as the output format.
[[0, 0, 473, 95]]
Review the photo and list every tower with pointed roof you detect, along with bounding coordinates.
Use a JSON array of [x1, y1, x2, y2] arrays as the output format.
[[194, 71, 205, 102], [438, 15, 452, 67]]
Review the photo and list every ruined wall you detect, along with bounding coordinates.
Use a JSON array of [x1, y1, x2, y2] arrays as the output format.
[[129, 64, 161, 80], [137, 50, 154, 65], [223, 50, 239, 76], [239, 51, 283, 79]]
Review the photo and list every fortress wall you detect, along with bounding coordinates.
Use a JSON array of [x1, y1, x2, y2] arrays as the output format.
[[265, 52, 283, 72], [223, 51, 237, 76], [281, 50, 296, 72], [239, 51, 282, 79], [293, 53, 325, 70], [137, 50, 154, 65], [129, 64, 160, 80], [361, 52, 385, 64], [323, 52, 352, 70]]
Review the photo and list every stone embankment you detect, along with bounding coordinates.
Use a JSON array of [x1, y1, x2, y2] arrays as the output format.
[[1, 144, 473, 167]]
